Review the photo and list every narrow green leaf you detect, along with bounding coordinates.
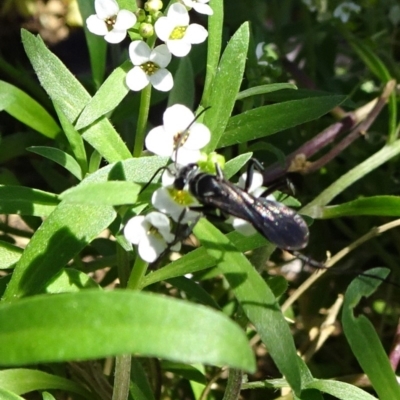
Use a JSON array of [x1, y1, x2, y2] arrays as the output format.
[[0, 80, 60, 138], [0, 369, 92, 398], [0, 388, 24, 400], [21, 30, 131, 162], [3, 203, 116, 299], [236, 83, 297, 100], [130, 358, 156, 400], [223, 152, 253, 179], [28, 146, 83, 180], [305, 379, 377, 400], [60, 181, 141, 205], [75, 60, 131, 130], [193, 219, 302, 395], [320, 196, 400, 219], [54, 103, 87, 176], [0, 186, 59, 217], [342, 268, 400, 399], [219, 95, 346, 148], [0, 242, 23, 270], [161, 361, 206, 384], [204, 22, 250, 150], [168, 57, 195, 109], [45, 268, 100, 293], [0, 291, 255, 371]]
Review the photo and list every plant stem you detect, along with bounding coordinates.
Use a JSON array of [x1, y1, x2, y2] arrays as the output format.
[[133, 84, 152, 157], [112, 354, 132, 400], [127, 255, 149, 290]]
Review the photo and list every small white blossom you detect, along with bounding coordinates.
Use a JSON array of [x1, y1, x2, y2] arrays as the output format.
[[181, 0, 213, 15], [124, 211, 180, 263], [229, 170, 274, 236], [145, 104, 211, 165], [255, 42, 268, 66], [152, 166, 200, 223], [155, 3, 208, 57], [333, 2, 361, 23], [126, 41, 173, 92], [86, 0, 136, 43]]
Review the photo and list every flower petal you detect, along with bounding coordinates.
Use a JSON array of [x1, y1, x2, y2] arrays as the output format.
[[129, 40, 151, 65], [152, 188, 186, 220], [95, 0, 119, 19], [184, 123, 210, 150], [86, 15, 108, 35], [154, 16, 174, 41], [150, 44, 172, 68], [145, 126, 174, 156], [166, 39, 191, 57], [167, 3, 190, 25], [185, 23, 208, 44], [231, 218, 257, 236], [238, 170, 264, 192], [138, 234, 167, 262], [149, 69, 173, 92], [173, 147, 201, 165], [126, 66, 149, 91], [163, 104, 195, 134], [192, 3, 213, 15], [146, 211, 171, 230], [104, 29, 127, 43], [114, 9, 136, 29], [124, 216, 147, 244]]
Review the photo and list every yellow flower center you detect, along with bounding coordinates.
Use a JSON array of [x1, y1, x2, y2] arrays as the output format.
[[169, 26, 187, 40], [105, 15, 117, 31], [173, 130, 190, 150], [147, 225, 162, 238], [168, 188, 194, 206], [140, 61, 160, 75]]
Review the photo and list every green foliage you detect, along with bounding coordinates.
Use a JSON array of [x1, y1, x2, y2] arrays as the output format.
[[0, 0, 399, 399]]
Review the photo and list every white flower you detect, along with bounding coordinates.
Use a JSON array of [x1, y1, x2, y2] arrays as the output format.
[[86, 0, 136, 43], [145, 104, 211, 165], [255, 42, 268, 66], [152, 166, 200, 223], [333, 2, 361, 23], [229, 170, 274, 236], [181, 0, 213, 15], [126, 41, 173, 92], [124, 211, 181, 263], [154, 3, 208, 57]]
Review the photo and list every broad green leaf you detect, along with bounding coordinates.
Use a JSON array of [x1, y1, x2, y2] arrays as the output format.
[[0, 291, 255, 372], [317, 196, 400, 219], [54, 103, 87, 176], [0, 242, 22, 269], [168, 57, 195, 109], [219, 95, 346, 148], [193, 219, 303, 395], [204, 22, 249, 150], [0, 186, 59, 217], [60, 181, 141, 205], [236, 83, 297, 100], [3, 202, 116, 299], [342, 268, 400, 399], [28, 146, 83, 180], [0, 369, 92, 398], [75, 60, 131, 130], [21, 30, 131, 162], [45, 268, 100, 293], [0, 388, 24, 400], [305, 379, 377, 400], [0, 80, 60, 138]]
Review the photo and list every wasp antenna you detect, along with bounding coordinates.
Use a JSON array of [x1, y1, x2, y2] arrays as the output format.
[[140, 166, 169, 194]]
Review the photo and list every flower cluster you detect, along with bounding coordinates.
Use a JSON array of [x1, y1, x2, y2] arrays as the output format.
[[86, 0, 212, 92], [123, 104, 211, 262]]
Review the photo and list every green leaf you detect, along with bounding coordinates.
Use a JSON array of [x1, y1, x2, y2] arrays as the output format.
[[305, 379, 377, 400], [0, 80, 60, 138], [21, 30, 131, 162], [0, 186, 59, 217], [0, 242, 23, 270], [168, 57, 195, 109], [218, 95, 346, 148], [28, 146, 83, 180], [193, 219, 303, 395], [130, 358, 156, 400], [60, 181, 141, 205], [318, 196, 400, 219], [0, 388, 25, 400], [161, 361, 206, 384], [2, 202, 116, 299], [0, 291, 255, 371], [204, 22, 250, 150], [45, 268, 100, 293], [75, 60, 131, 130], [342, 268, 400, 399], [0, 369, 92, 398], [236, 83, 297, 100], [223, 152, 253, 179]]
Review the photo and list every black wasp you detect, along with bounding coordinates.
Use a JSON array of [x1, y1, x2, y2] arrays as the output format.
[[172, 159, 309, 251]]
